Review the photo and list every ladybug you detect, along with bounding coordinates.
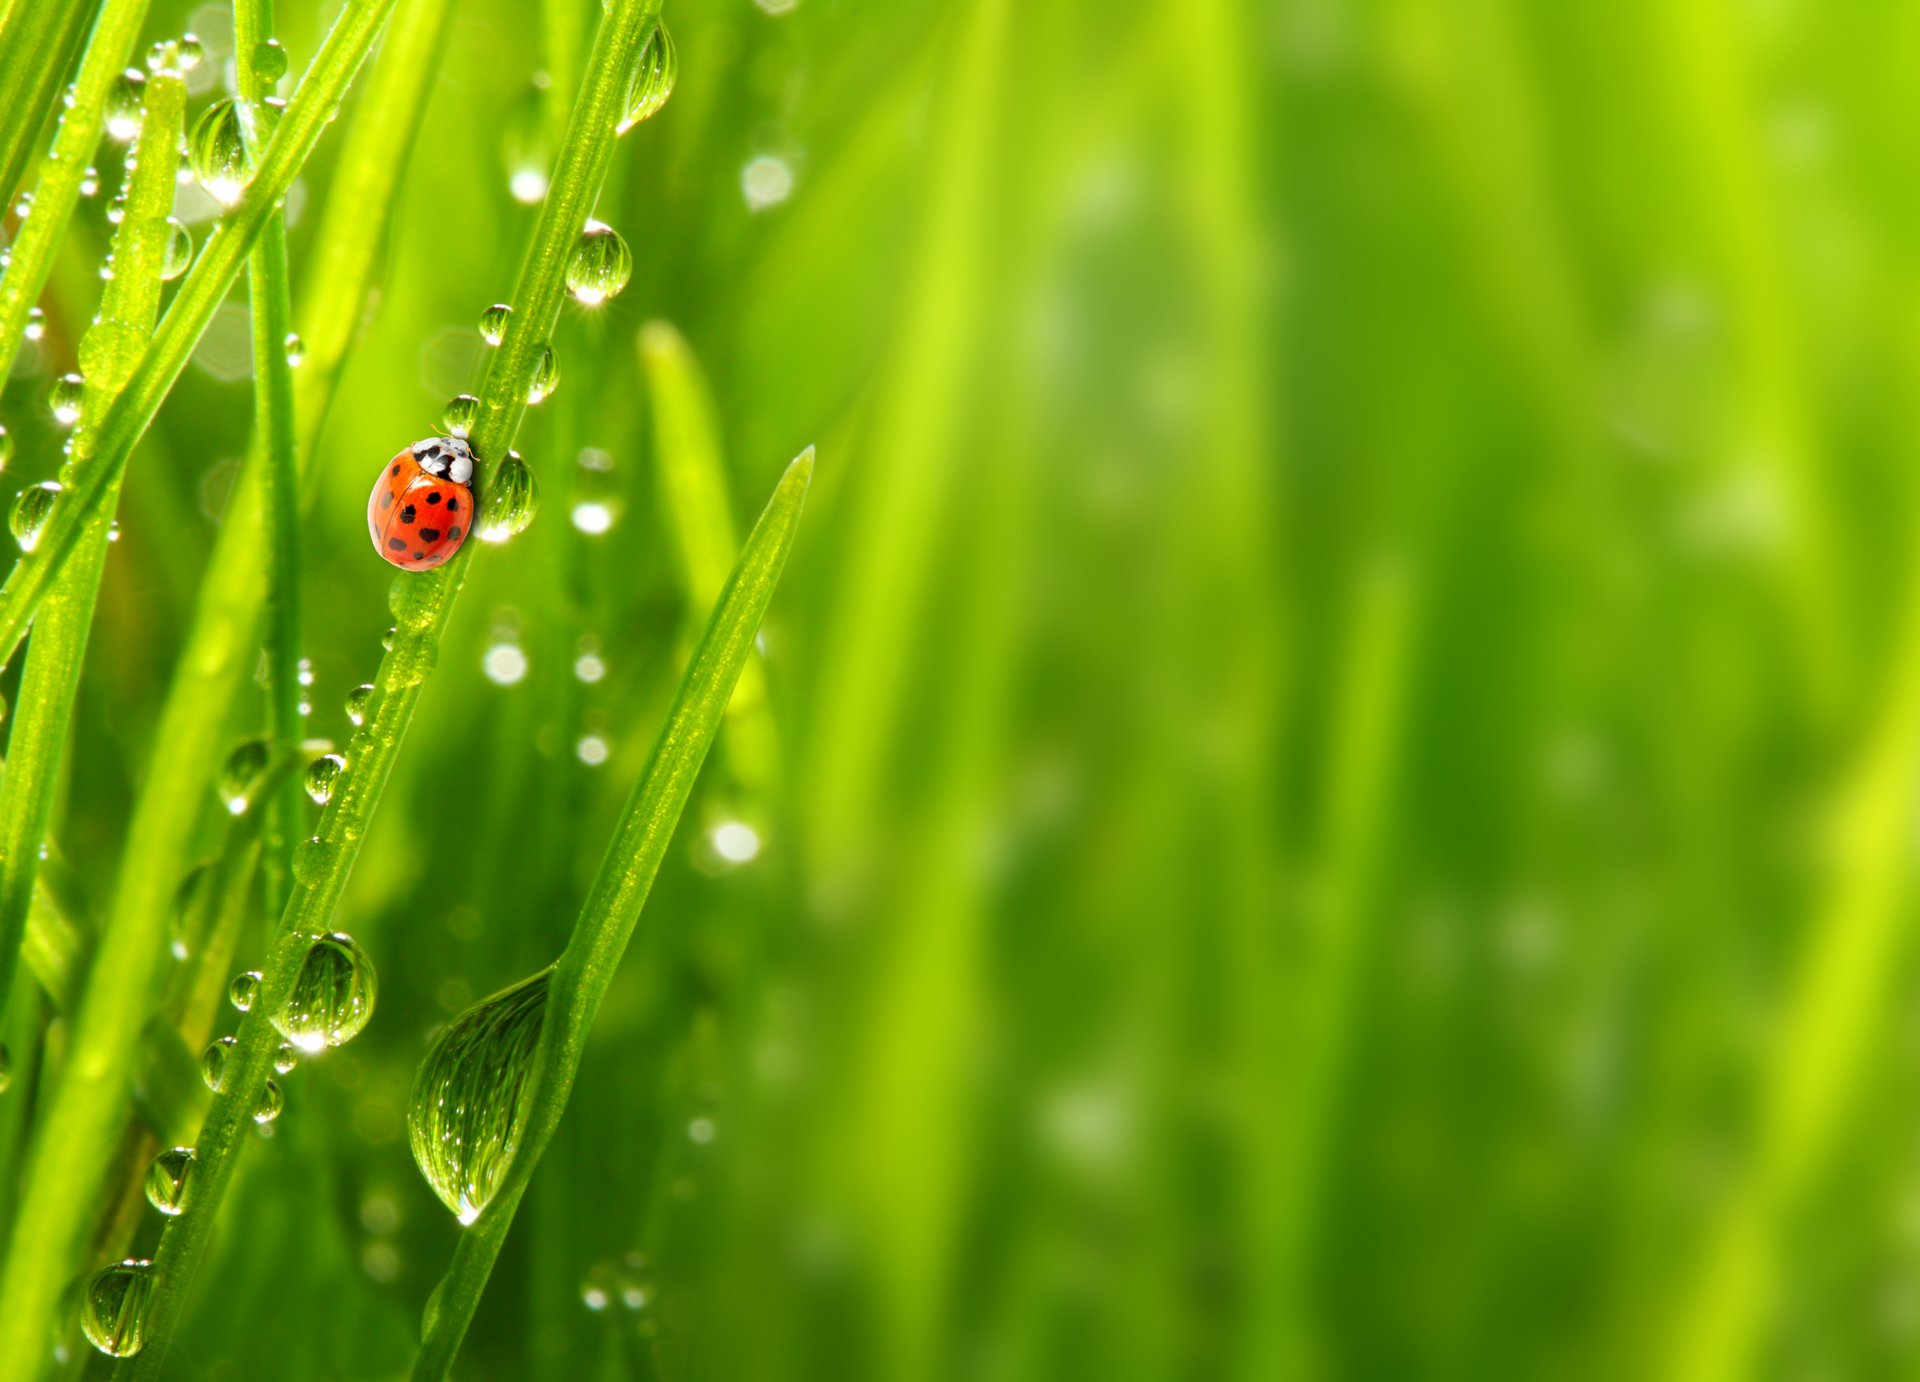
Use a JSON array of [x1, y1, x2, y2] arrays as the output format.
[[368, 436, 476, 571]]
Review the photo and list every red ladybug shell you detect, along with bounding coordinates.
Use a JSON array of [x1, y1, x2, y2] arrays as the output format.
[[368, 444, 473, 571]]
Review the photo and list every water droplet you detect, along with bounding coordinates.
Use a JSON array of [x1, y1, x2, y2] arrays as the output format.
[[478, 452, 538, 543], [442, 394, 479, 437], [478, 302, 511, 346], [570, 501, 613, 535], [271, 931, 377, 1051], [11, 481, 61, 552], [81, 1260, 155, 1357], [218, 736, 270, 814], [147, 32, 204, 75], [145, 1147, 195, 1215], [161, 219, 192, 280], [618, 21, 678, 133], [79, 320, 146, 392], [573, 638, 605, 683], [14, 192, 31, 219], [527, 345, 558, 404], [742, 155, 795, 211], [615, 1253, 655, 1310], [565, 221, 631, 306], [79, 167, 99, 198], [48, 374, 84, 427], [201, 1035, 235, 1091], [23, 306, 44, 342], [304, 752, 345, 805], [712, 821, 761, 864], [509, 168, 547, 204], [254, 1078, 283, 1123], [230, 970, 261, 1012], [407, 970, 551, 1224], [274, 1043, 298, 1074], [254, 38, 289, 84], [106, 192, 126, 225], [345, 683, 374, 725], [381, 626, 396, 651], [283, 331, 303, 367], [189, 99, 251, 206], [107, 69, 145, 141], [482, 640, 527, 686], [576, 734, 609, 766], [0, 427, 13, 473]]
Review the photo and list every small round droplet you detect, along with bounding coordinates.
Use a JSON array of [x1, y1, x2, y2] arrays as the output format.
[[345, 683, 374, 726], [304, 752, 345, 805], [79, 167, 99, 198], [230, 970, 261, 1012], [48, 374, 84, 427], [274, 1043, 298, 1074], [161, 219, 192, 280], [482, 640, 527, 685], [219, 736, 271, 814], [81, 1259, 155, 1357], [145, 1147, 195, 1215], [283, 331, 303, 367], [478, 451, 538, 543], [106, 69, 145, 141], [253, 38, 289, 84], [742, 155, 795, 211], [201, 1035, 235, 1092], [11, 481, 61, 552], [566, 222, 632, 306], [146, 33, 204, 75], [442, 394, 479, 437], [527, 346, 559, 404], [189, 99, 251, 206], [23, 306, 44, 342], [618, 21, 678, 133], [478, 302, 511, 346], [271, 931, 377, 1051], [254, 1079, 284, 1124]]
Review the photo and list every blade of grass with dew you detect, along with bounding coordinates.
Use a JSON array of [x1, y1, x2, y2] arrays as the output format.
[[0, 67, 184, 1040], [0, 5, 403, 1372], [0, 0, 96, 219], [117, 4, 665, 1372], [409, 448, 812, 1382], [0, 0, 400, 676], [0, 0, 152, 391], [233, 0, 304, 926], [640, 319, 782, 796]]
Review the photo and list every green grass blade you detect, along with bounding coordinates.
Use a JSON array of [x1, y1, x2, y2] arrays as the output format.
[[0, 0, 96, 218], [410, 448, 813, 1382]]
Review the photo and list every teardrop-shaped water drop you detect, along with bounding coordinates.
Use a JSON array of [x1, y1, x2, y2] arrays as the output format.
[[21, 307, 42, 343], [408, 970, 551, 1224], [283, 331, 303, 367], [253, 38, 289, 84], [177, 33, 205, 70], [345, 682, 374, 726], [527, 345, 559, 404], [81, 1259, 155, 1357], [478, 451, 538, 543], [161, 218, 192, 280], [565, 221, 631, 306], [442, 394, 479, 437], [218, 735, 270, 814], [106, 191, 126, 225], [618, 21, 678, 133], [274, 1042, 298, 1074], [189, 98, 251, 206], [254, 1079, 284, 1123], [145, 1147, 195, 1215], [304, 752, 345, 805], [201, 1035, 235, 1092], [230, 970, 261, 1012], [10, 482, 60, 553], [79, 166, 99, 198], [107, 69, 145, 141], [271, 931, 377, 1051], [48, 373, 84, 427], [79, 320, 146, 392], [478, 302, 511, 346], [146, 33, 202, 75]]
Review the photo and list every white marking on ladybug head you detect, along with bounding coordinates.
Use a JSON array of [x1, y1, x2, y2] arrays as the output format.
[[447, 449, 473, 485], [411, 435, 477, 485]]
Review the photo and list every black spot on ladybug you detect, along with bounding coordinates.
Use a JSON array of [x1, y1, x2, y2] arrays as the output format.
[[387, 538, 406, 552], [399, 504, 417, 524], [390, 463, 401, 476], [447, 497, 460, 512], [380, 491, 393, 510], [427, 491, 443, 505], [418, 528, 441, 542], [413, 551, 425, 561], [448, 526, 463, 542]]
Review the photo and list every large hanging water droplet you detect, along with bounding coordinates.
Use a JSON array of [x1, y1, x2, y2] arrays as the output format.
[[79, 320, 146, 392], [254, 1079, 284, 1123], [81, 1260, 155, 1357], [478, 302, 511, 346], [407, 970, 551, 1224], [160, 219, 192, 280], [442, 394, 479, 437], [304, 753, 345, 805], [11, 481, 60, 552], [106, 69, 145, 141], [527, 346, 559, 404], [48, 374, 84, 427], [218, 736, 271, 814], [253, 38, 289, 84], [478, 451, 538, 543], [230, 970, 261, 1012], [271, 931, 377, 1051], [618, 21, 678, 133], [201, 1035, 235, 1092], [345, 683, 374, 726], [145, 1147, 195, 1215], [189, 98, 252, 206], [565, 221, 631, 306]]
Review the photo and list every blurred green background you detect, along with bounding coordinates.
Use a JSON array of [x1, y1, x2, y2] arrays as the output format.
[[12, 0, 1912, 1376]]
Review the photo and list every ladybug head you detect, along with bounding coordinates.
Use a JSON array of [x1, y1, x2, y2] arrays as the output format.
[[412, 435, 477, 487]]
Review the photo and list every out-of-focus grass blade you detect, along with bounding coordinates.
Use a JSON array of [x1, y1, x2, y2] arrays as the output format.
[[0, 0, 95, 217]]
